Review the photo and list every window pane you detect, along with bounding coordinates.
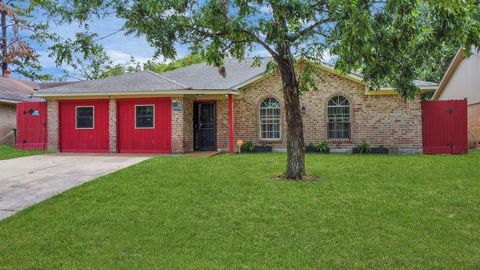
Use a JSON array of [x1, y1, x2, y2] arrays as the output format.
[[136, 105, 154, 128], [259, 98, 280, 139], [76, 107, 93, 128], [327, 96, 351, 139]]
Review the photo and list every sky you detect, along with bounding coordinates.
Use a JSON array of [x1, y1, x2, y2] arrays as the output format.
[[29, 12, 332, 81], [30, 15, 272, 81], [34, 15, 178, 80]]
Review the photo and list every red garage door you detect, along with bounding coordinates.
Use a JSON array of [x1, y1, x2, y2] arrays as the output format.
[[59, 100, 109, 152], [117, 98, 172, 153]]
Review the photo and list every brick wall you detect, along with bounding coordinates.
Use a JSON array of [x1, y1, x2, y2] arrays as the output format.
[[183, 97, 194, 152], [109, 99, 117, 152], [172, 97, 185, 153], [216, 98, 230, 150], [47, 100, 59, 150], [0, 103, 16, 145], [229, 70, 422, 153], [468, 103, 480, 148]]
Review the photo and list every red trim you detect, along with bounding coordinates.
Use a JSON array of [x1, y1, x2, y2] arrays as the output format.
[[115, 100, 120, 153], [228, 94, 234, 154]]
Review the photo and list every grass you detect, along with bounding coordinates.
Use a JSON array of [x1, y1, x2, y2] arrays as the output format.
[[0, 145, 49, 160], [0, 152, 479, 269]]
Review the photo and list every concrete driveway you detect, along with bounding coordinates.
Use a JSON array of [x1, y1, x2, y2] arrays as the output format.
[[0, 153, 151, 220]]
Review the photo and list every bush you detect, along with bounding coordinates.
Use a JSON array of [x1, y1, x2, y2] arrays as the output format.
[[315, 141, 330, 153], [306, 141, 330, 153], [356, 140, 371, 154], [241, 141, 255, 152]]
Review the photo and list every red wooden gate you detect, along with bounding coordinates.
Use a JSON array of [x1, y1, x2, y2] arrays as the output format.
[[422, 100, 468, 154], [16, 102, 48, 150]]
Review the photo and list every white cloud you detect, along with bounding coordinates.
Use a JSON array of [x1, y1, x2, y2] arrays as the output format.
[[322, 49, 336, 64], [106, 49, 151, 66]]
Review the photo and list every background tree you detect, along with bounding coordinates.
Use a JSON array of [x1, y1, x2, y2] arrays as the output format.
[[41, 0, 480, 179], [0, 0, 54, 80], [143, 54, 204, 73]]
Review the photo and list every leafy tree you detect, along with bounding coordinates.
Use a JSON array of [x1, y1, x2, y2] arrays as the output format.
[[143, 54, 204, 73], [85, 54, 204, 79], [50, 0, 480, 179], [0, 0, 54, 80]]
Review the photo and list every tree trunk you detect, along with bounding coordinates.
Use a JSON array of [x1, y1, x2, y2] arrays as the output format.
[[1, 0, 7, 76], [278, 58, 306, 179]]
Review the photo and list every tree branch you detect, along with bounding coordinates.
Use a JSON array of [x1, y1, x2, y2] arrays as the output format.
[[288, 18, 331, 42]]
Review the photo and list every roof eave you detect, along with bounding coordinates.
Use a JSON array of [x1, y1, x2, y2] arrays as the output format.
[[35, 89, 240, 98], [0, 98, 20, 104]]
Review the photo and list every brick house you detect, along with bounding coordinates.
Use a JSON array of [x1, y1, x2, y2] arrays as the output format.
[[37, 58, 438, 153], [0, 73, 75, 147], [432, 48, 480, 148]]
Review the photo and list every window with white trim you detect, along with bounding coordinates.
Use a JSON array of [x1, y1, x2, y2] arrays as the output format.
[[135, 105, 154, 128], [260, 98, 281, 139], [76, 106, 94, 129], [327, 96, 351, 139]]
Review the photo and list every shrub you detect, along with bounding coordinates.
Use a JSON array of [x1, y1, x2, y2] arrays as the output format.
[[307, 141, 330, 153], [315, 141, 330, 153], [356, 140, 371, 154], [241, 141, 255, 152]]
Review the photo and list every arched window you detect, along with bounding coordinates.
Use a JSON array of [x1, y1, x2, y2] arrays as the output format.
[[260, 98, 281, 139], [327, 96, 351, 139]]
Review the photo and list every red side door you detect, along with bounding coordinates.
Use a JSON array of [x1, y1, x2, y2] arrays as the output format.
[[16, 102, 47, 150], [117, 98, 172, 153], [59, 100, 109, 152]]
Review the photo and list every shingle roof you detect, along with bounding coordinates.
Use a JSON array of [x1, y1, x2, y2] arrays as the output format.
[[38, 71, 188, 95], [0, 77, 41, 103], [160, 58, 269, 90], [37, 58, 438, 96]]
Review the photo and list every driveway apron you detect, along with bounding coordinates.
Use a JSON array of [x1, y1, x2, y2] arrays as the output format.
[[0, 154, 151, 220]]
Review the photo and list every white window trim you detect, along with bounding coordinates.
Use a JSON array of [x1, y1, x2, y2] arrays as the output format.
[[134, 104, 155, 129], [259, 98, 281, 141], [327, 96, 351, 140], [75, 106, 95, 130]]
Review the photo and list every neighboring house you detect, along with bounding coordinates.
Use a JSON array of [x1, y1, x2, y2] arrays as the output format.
[[0, 75, 41, 145], [0, 74, 74, 146], [36, 58, 438, 154], [432, 48, 480, 148]]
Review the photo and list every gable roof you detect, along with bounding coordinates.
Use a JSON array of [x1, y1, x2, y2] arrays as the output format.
[[432, 48, 468, 100], [37, 58, 438, 97]]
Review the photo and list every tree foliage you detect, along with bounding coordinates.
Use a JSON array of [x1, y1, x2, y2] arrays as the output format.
[[143, 54, 204, 73], [0, 0, 54, 80]]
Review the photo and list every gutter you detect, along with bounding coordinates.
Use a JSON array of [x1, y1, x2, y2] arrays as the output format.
[[0, 98, 20, 104]]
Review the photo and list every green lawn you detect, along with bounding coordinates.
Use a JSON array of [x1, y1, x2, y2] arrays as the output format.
[[0, 153, 479, 269], [0, 145, 49, 160]]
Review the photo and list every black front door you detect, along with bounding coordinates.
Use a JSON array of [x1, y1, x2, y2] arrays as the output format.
[[194, 102, 216, 151]]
